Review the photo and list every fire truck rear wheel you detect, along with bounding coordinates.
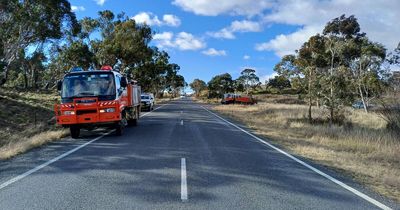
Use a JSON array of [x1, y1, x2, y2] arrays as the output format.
[[70, 126, 80, 139], [128, 119, 137, 126], [127, 108, 138, 126], [115, 111, 127, 136]]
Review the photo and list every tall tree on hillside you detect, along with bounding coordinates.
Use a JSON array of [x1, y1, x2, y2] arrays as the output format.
[[237, 68, 260, 94], [112, 19, 152, 72], [132, 47, 182, 97], [297, 34, 327, 122], [0, 0, 79, 86], [274, 54, 306, 94], [322, 15, 364, 124], [267, 76, 291, 91], [26, 51, 47, 89], [274, 55, 299, 78], [80, 17, 100, 42], [89, 11, 152, 69], [349, 38, 386, 112], [208, 73, 234, 98], [388, 42, 400, 66], [190, 79, 207, 97]]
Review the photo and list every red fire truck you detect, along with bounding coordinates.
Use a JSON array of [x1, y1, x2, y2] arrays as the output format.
[[221, 93, 256, 105], [54, 66, 141, 138]]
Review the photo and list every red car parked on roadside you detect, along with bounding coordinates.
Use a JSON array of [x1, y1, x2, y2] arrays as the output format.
[[221, 93, 256, 105]]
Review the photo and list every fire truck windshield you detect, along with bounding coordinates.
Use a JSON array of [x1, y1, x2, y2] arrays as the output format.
[[61, 72, 116, 102]]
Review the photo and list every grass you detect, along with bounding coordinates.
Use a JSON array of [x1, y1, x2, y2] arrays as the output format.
[[0, 88, 68, 160], [203, 95, 400, 202]]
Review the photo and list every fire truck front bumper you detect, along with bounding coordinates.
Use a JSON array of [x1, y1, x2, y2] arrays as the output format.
[[55, 104, 122, 127]]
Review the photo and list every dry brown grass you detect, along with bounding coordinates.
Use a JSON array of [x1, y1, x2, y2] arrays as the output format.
[[0, 129, 68, 160], [211, 98, 400, 202], [0, 88, 68, 160]]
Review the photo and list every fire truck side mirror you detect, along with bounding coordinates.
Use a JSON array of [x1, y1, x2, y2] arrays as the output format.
[[120, 77, 128, 88], [57, 80, 62, 91]]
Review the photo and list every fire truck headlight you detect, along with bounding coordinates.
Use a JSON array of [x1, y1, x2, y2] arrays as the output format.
[[100, 108, 115, 113], [63, 111, 75, 115]]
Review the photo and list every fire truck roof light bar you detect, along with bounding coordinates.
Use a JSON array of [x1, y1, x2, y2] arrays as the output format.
[[100, 65, 113, 71]]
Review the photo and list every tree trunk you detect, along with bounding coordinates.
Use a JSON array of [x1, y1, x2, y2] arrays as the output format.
[[0, 61, 11, 86], [308, 97, 312, 123], [308, 69, 313, 123], [329, 45, 335, 126], [23, 68, 28, 89], [359, 86, 368, 113]]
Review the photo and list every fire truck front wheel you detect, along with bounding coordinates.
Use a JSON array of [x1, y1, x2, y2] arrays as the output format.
[[70, 126, 80, 139]]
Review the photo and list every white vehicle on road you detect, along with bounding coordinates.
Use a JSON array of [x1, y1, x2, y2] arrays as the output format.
[[141, 93, 154, 111]]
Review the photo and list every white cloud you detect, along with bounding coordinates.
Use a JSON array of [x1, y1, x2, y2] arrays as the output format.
[[163, 14, 181, 27], [260, 72, 278, 83], [243, 55, 250, 60], [172, 0, 273, 16], [202, 48, 227, 56], [207, 28, 235, 39], [132, 12, 181, 27], [256, 0, 400, 57], [208, 20, 262, 39], [132, 12, 162, 26], [230, 20, 262, 32], [256, 25, 321, 57], [71, 5, 85, 12], [175, 32, 206, 50], [94, 0, 106, 6], [153, 32, 206, 51], [153, 32, 175, 48], [153, 32, 174, 40]]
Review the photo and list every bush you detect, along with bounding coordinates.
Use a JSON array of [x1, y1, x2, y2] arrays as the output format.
[[380, 104, 400, 134], [281, 88, 299, 95]]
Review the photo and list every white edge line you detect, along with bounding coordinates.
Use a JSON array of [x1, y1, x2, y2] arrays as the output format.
[[181, 158, 188, 201], [0, 104, 168, 190], [200, 106, 392, 210]]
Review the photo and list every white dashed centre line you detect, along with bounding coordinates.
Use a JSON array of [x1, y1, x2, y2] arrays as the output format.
[[181, 158, 188, 202]]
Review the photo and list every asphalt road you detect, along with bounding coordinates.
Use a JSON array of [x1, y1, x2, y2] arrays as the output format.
[[0, 98, 398, 210]]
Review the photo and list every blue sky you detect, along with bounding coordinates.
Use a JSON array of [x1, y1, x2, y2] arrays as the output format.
[[69, 0, 400, 86]]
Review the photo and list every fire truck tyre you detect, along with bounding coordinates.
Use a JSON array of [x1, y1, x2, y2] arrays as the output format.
[[128, 109, 138, 126], [115, 121, 123, 136], [128, 119, 137, 126], [115, 111, 127, 136], [70, 126, 80, 139]]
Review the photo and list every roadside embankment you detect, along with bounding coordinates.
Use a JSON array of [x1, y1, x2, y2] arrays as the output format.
[[0, 88, 68, 160]]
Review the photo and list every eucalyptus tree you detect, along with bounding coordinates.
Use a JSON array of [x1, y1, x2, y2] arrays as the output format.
[[190, 79, 207, 97], [208, 73, 234, 98], [0, 0, 79, 86], [322, 15, 364, 124], [349, 38, 386, 112], [237, 68, 260, 94], [297, 34, 327, 121]]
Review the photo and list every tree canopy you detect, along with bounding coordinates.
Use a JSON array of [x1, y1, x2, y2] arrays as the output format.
[[0, 6, 185, 96]]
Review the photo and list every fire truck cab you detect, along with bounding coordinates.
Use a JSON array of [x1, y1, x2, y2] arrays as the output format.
[[54, 66, 141, 138]]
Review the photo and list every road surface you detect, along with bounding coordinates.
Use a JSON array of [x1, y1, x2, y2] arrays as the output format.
[[0, 98, 397, 210]]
